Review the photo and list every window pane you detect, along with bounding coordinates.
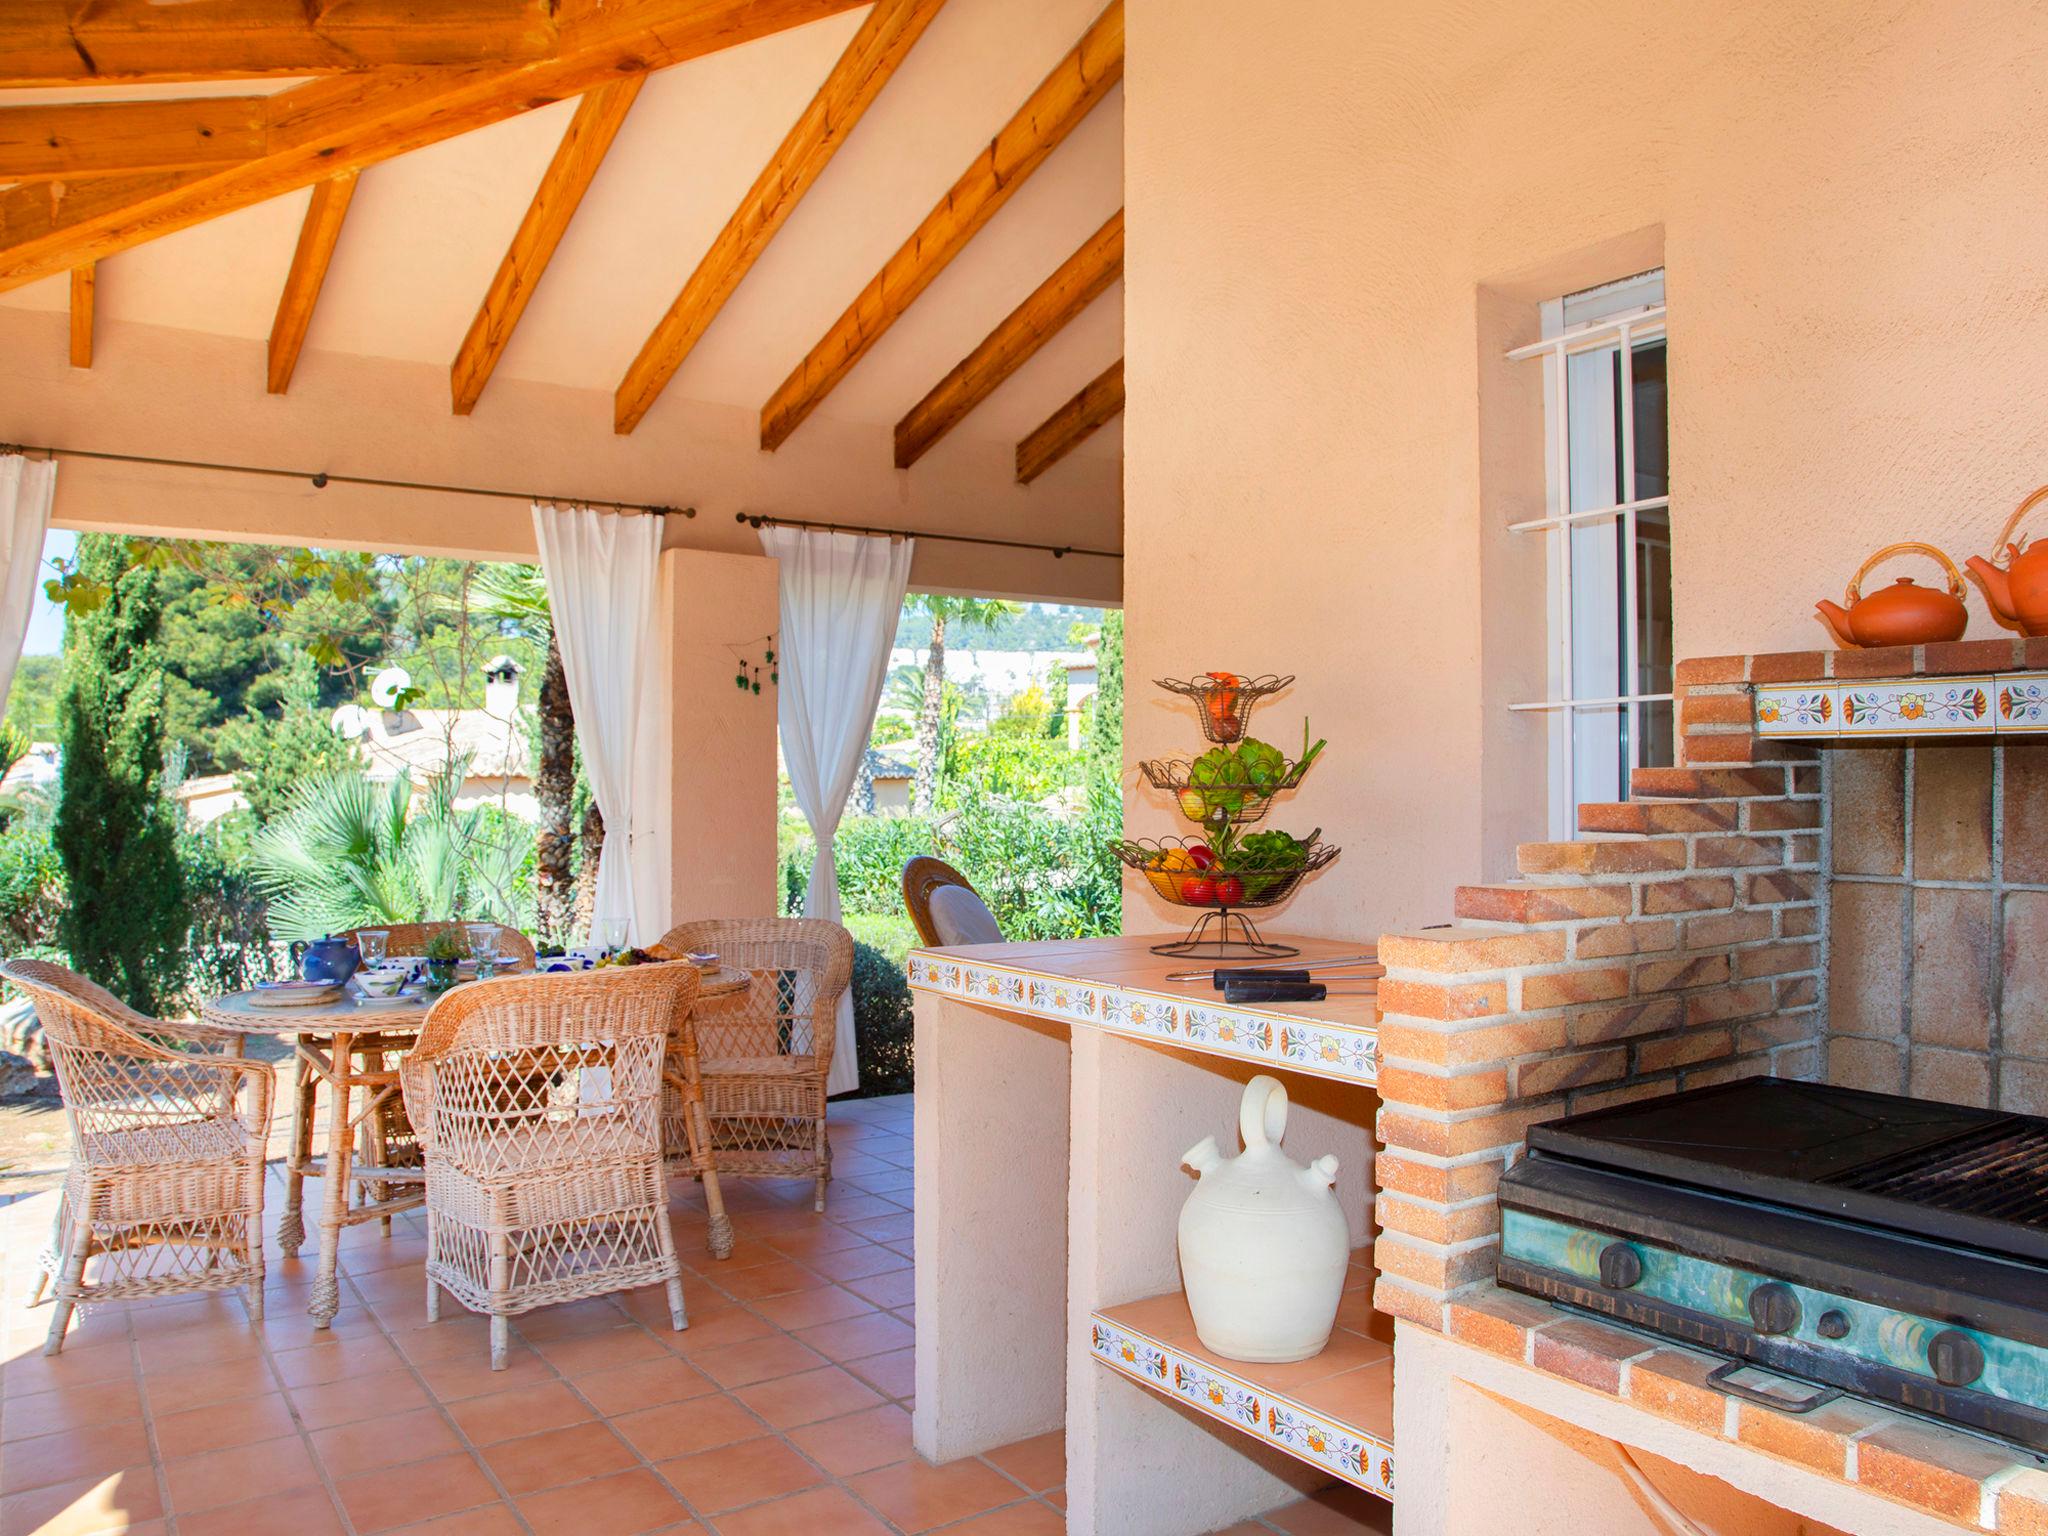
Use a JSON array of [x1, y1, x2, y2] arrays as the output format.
[[1631, 340, 1668, 503], [1572, 703, 1626, 810]]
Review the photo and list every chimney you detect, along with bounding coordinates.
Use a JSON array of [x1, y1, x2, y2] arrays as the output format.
[[484, 655, 522, 720]]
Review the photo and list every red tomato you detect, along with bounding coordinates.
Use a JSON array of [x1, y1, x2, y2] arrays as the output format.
[[1187, 843, 1216, 870], [1182, 876, 1218, 905], [1213, 875, 1245, 906]]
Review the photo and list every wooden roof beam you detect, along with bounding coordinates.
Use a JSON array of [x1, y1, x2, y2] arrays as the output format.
[[69, 264, 93, 368], [0, 0, 867, 295], [0, 96, 271, 181], [0, 0, 561, 87], [452, 76, 643, 416], [613, 0, 948, 435], [267, 171, 358, 394], [757, 0, 1123, 452], [1016, 358, 1122, 484], [893, 208, 1120, 469]]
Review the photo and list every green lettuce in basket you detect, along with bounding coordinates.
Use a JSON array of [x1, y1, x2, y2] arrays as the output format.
[[1234, 828, 1313, 899]]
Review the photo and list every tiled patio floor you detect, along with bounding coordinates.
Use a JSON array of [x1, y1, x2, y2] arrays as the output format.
[[0, 1095, 1384, 1536]]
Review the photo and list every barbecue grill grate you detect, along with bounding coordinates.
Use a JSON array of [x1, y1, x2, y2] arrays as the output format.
[[1825, 1123, 2048, 1227]]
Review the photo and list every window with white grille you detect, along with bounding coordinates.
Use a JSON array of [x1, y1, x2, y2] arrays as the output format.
[[1509, 270, 1671, 837]]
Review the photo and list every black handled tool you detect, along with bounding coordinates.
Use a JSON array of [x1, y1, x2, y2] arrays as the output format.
[[1221, 980, 1377, 1004]]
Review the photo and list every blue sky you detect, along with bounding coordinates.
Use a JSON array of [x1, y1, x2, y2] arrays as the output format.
[[22, 529, 74, 656]]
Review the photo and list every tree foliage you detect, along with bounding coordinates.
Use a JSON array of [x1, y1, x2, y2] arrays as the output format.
[[53, 534, 190, 1014]]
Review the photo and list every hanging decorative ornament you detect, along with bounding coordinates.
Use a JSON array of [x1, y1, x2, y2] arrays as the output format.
[[724, 634, 778, 696]]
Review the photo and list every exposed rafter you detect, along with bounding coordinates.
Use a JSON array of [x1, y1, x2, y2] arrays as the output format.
[[758, 0, 1123, 452], [69, 264, 93, 369], [0, 0, 868, 295], [0, 97, 270, 182], [0, 1, 561, 87], [893, 208, 1121, 469], [267, 172, 358, 395], [612, 0, 949, 435], [1016, 358, 1122, 484], [452, 77, 643, 416]]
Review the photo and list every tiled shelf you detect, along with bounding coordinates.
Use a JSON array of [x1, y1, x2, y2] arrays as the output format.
[[1754, 671, 2048, 739], [907, 936, 1382, 1086], [1088, 1272, 1396, 1503]]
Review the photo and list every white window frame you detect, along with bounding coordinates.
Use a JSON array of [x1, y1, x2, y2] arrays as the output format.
[[1507, 271, 1669, 837]]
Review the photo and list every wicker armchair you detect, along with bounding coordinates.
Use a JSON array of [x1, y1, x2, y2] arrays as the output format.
[[4, 958, 273, 1356], [400, 964, 698, 1369], [274, 922, 535, 1252], [655, 919, 852, 1212]]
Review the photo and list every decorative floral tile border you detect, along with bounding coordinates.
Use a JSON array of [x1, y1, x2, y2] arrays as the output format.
[[1754, 675, 2023, 739], [1088, 1313, 1396, 1501], [906, 952, 1380, 1086]]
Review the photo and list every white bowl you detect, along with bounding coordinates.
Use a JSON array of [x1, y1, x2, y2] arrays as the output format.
[[355, 971, 407, 999]]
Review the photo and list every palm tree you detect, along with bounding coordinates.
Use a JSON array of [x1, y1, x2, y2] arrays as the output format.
[[905, 595, 1020, 814], [464, 563, 578, 943]]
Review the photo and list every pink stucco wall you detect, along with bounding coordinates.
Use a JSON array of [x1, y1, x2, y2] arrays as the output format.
[[1120, 0, 2048, 936]]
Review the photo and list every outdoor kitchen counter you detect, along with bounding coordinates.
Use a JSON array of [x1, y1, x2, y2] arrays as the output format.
[[908, 934, 1386, 1536]]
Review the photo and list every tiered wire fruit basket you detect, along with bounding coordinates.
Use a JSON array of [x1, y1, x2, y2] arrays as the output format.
[[1114, 671, 1340, 959]]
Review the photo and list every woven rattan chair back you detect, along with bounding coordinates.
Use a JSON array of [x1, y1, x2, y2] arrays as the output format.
[[3, 957, 273, 1353], [340, 922, 538, 969], [400, 963, 699, 1367], [655, 918, 851, 1211]]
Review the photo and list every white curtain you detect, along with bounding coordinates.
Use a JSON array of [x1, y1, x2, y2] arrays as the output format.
[[532, 502, 665, 943], [0, 456, 55, 712], [759, 526, 914, 1096]]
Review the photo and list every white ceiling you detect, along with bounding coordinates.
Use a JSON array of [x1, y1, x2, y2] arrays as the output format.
[[0, 0, 1125, 459]]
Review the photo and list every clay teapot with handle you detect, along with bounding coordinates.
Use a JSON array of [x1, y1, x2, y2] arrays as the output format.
[[1816, 542, 1969, 649], [1965, 485, 2048, 637]]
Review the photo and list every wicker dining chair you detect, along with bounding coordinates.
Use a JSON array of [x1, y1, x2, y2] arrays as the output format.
[[273, 922, 535, 1251], [655, 919, 852, 1212], [902, 856, 1004, 947], [3, 958, 273, 1355], [399, 963, 698, 1369]]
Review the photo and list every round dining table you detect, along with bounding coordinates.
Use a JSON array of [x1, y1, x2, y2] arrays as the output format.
[[202, 963, 750, 1328]]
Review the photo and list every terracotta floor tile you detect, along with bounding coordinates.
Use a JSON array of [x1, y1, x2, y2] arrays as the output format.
[[762, 1224, 871, 1259], [817, 1195, 903, 1224], [0, 1468, 163, 1536], [983, 1430, 1065, 1494], [1264, 1483, 1396, 1534], [659, 1434, 825, 1514], [444, 1380, 595, 1445], [151, 1390, 298, 1460], [842, 1270, 915, 1310], [2, 1419, 153, 1494], [388, 1314, 496, 1366], [942, 1502, 1066, 1536], [710, 1260, 829, 1303], [801, 1244, 912, 1283], [176, 1485, 347, 1536], [733, 1365, 882, 1430], [845, 1347, 915, 1400], [271, 1333, 405, 1387], [513, 1297, 634, 1342], [691, 1333, 827, 1390], [0, 1378, 143, 1444], [529, 1324, 671, 1378], [848, 1456, 1027, 1533], [380, 1505, 528, 1535], [708, 1486, 893, 1536], [312, 1404, 463, 1478], [0, 1338, 135, 1398], [793, 1311, 913, 1364], [785, 1404, 915, 1477], [664, 1308, 776, 1358], [163, 1432, 324, 1514], [479, 1420, 638, 1495], [576, 1355, 718, 1417], [612, 1392, 764, 1461], [516, 1468, 689, 1536], [287, 1367, 433, 1429], [133, 1357, 278, 1415], [334, 1450, 501, 1534], [414, 1344, 556, 1401], [746, 1284, 872, 1332]]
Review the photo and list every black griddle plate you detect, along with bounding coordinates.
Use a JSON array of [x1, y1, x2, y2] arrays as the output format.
[[1523, 1077, 2048, 1266]]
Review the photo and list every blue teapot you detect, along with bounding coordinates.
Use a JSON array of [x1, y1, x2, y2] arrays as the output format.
[[291, 935, 360, 986]]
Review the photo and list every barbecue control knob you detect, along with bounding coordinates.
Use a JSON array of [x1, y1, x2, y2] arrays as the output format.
[[1816, 1310, 1851, 1340], [1748, 1282, 1801, 1336], [1598, 1242, 1644, 1291], [1927, 1330, 1986, 1388]]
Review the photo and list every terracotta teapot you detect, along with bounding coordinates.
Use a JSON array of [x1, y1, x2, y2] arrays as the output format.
[[1816, 542, 1969, 649], [1965, 485, 2048, 637]]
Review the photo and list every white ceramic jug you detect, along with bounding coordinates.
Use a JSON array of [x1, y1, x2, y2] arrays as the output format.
[[1177, 1074, 1348, 1363]]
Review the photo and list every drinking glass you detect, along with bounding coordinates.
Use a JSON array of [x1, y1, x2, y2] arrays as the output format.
[[599, 918, 630, 957], [358, 930, 389, 968], [465, 923, 502, 979]]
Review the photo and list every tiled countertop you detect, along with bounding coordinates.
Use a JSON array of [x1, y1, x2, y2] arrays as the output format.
[[907, 933, 1381, 1084], [1448, 1283, 2048, 1533]]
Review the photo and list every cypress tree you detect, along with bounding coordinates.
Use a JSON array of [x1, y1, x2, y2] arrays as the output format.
[[55, 535, 189, 1014]]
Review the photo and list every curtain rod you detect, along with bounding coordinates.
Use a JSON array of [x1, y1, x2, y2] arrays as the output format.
[[0, 443, 693, 519], [736, 511, 1121, 562]]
